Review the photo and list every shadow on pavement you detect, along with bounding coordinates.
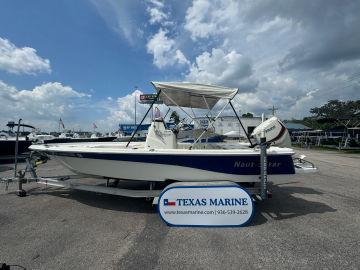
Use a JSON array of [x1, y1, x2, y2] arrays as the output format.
[[0, 165, 13, 172], [9, 179, 337, 226], [251, 182, 337, 226], [25, 186, 156, 214]]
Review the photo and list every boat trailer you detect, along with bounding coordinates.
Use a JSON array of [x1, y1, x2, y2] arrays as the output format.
[[0, 155, 267, 204]]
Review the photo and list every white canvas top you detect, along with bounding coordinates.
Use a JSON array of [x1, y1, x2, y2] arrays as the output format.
[[151, 82, 238, 109]]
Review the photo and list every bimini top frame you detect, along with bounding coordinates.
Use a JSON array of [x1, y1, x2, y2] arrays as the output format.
[[151, 81, 238, 109], [126, 82, 254, 147]]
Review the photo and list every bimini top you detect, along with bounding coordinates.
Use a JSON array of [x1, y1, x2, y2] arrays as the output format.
[[151, 82, 238, 109]]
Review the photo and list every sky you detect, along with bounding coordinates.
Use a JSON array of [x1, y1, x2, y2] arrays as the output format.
[[0, 0, 359, 132]]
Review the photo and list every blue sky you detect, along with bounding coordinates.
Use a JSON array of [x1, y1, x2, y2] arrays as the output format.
[[0, 0, 359, 131], [0, 0, 161, 96]]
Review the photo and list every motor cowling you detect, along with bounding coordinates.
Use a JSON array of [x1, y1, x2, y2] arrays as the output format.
[[251, 116, 291, 147]]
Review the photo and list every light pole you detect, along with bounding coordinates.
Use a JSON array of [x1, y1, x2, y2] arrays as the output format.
[[268, 105, 279, 116], [134, 86, 138, 125]]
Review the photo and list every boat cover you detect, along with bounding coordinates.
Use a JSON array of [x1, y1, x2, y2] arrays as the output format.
[[151, 82, 238, 109]]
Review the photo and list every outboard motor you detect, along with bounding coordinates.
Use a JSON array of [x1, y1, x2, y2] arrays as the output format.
[[251, 116, 291, 147], [145, 119, 177, 149]]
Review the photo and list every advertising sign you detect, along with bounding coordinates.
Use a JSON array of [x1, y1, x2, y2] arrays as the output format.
[[158, 182, 254, 227], [139, 94, 163, 104]]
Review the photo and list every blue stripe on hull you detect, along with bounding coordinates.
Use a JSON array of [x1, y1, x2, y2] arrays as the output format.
[[50, 152, 295, 175]]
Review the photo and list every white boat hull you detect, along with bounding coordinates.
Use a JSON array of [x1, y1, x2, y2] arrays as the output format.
[[28, 142, 296, 183], [55, 156, 263, 182]]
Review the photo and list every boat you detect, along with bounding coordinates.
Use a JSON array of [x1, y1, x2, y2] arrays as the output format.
[[0, 136, 32, 156], [41, 132, 117, 144], [29, 82, 302, 183], [28, 132, 56, 143], [0, 122, 34, 162]]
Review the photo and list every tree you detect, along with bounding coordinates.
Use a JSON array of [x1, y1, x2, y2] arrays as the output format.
[[305, 99, 360, 130], [170, 111, 180, 124], [241, 112, 253, 118]]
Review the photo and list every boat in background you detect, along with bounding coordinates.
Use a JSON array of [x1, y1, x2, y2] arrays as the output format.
[[28, 132, 56, 143], [0, 121, 34, 163], [0, 120, 117, 164], [40, 132, 116, 144], [0, 136, 32, 157]]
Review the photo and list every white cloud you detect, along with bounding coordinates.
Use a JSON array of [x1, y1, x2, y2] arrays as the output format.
[[226, 77, 300, 118], [88, 0, 359, 121], [100, 89, 176, 130], [0, 37, 51, 75], [146, 0, 175, 28], [147, 0, 168, 25], [0, 81, 90, 130], [8, 0, 355, 126], [182, 0, 360, 120], [232, 92, 268, 114], [148, 7, 168, 24], [246, 16, 294, 42], [148, 0, 164, 8], [147, 28, 190, 68], [184, 0, 240, 40], [90, 0, 144, 45], [175, 50, 189, 66], [232, 68, 360, 119], [281, 89, 320, 120], [186, 48, 257, 90], [104, 90, 144, 126]]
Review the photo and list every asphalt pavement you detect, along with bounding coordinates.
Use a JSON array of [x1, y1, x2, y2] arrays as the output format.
[[0, 149, 359, 269]]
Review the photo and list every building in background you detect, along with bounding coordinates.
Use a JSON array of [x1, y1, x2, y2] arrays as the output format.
[[118, 124, 150, 137], [283, 122, 312, 135]]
